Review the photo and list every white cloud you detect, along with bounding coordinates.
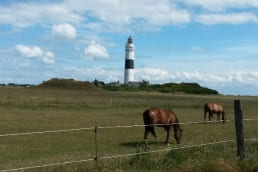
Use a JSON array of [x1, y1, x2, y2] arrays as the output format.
[[84, 41, 109, 60], [15, 44, 43, 57], [1, 0, 258, 31], [135, 68, 172, 82], [15, 44, 55, 64], [52, 23, 77, 39], [227, 45, 258, 55], [42, 52, 55, 64], [81, 0, 191, 31], [196, 12, 258, 25], [191, 46, 204, 51], [61, 67, 258, 93], [0, 0, 190, 32], [179, 0, 258, 11], [65, 67, 122, 82], [134, 68, 258, 88], [0, 2, 82, 28]]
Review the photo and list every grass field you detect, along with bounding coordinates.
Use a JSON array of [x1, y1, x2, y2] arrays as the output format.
[[0, 86, 257, 171]]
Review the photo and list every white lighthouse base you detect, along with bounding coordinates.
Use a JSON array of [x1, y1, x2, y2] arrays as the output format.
[[124, 69, 134, 84]]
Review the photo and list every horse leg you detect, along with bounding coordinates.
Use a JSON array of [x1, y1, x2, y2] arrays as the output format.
[[149, 126, 156, 138], [204, 111, 207, 122], [164, 126, 171, 145], [144, 126, 149, 140], [208, 112, 212, 123], [217, 113, 220, 123], [222, 112, 225, 123]]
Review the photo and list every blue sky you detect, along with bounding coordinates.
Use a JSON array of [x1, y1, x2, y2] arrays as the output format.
[[0, 0, 258, 95]]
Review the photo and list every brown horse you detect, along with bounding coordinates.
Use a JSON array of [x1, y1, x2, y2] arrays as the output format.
[[143, 108, 183, 144], [204, 103, 226, 123]]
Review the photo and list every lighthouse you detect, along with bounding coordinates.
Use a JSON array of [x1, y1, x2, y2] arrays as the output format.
[[124, 36, 135, 84]]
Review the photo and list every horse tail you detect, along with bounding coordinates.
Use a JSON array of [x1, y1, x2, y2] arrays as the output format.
[[143, 109, 156, 138], [204, 103, 209, 113], [203, 103, 209, 121]]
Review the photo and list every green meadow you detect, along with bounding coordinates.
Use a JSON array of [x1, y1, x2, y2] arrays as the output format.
[[0, 86, 257, 171]]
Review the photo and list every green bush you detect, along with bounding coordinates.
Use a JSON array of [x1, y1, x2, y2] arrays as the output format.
[[103, 82, 218, 95]]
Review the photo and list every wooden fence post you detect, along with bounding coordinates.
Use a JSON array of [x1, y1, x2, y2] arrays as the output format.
[[234, 99, 245, 160], [94, 126, 98, 162]]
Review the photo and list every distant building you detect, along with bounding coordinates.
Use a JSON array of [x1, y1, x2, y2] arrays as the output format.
[[92, 79, 105, 87], [128, 80, 150, 87], [127, 81, 140, 87], [108, 81, 120, 86]]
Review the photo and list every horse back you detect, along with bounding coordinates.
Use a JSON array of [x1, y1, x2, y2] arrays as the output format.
[[161, 109, 177, 123], [145, 108, 177, 124], [205, 103, 224, 113]]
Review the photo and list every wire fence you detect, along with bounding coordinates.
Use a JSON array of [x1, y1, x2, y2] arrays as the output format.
[[0, 118, 257, 171], [0, 127, 95, 137], [1, 138, 258, 172], [0, 158, 95, 172], [0, 118, 257, 138]]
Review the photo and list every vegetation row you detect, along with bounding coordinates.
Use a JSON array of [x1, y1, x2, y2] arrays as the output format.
[[2, 78, 218, 95]]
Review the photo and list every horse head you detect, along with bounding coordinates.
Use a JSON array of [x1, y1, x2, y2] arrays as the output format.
[[174, 128, 183, 144]]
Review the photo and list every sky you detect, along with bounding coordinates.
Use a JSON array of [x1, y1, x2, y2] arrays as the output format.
[[0, 0, 258, 95]]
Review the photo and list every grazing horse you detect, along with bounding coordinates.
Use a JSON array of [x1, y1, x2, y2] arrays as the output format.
[[204, 103, 226, 123], [143, 108, 183, 144]]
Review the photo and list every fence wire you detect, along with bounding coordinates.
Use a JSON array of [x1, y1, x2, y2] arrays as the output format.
[[0, 127, 95, 137], [243, 119, 258, 121], [1, 138, 257, 172], [0, 119, 237, 137], [0, 119, 257, 171], [0, 158, 95, 172], [1, 118, 258, 137], [0, 139, 236, 172], [98, 119, 234, 129], [99, 139, 236, 160], [245, 138, 258, 142]]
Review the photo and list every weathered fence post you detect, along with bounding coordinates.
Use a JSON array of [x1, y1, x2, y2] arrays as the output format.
[[94, 126, 98, 162], [234, 99, 245, 160]]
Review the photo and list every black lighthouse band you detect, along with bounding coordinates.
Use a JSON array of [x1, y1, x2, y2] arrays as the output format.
[[125, 59, 134, 69]]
